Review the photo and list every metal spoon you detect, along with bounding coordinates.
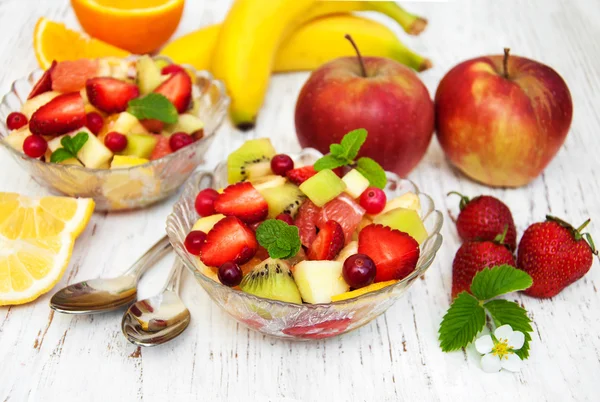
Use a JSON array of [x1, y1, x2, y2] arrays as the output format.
[[121, 259, 190, 346], [50, 236, 171, 314]]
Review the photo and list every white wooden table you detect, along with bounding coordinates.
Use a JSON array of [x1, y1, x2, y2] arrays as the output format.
[[1, 1, 599, 401]]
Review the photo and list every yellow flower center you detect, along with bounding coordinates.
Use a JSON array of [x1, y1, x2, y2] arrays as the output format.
[[492, 338, 513, 360]]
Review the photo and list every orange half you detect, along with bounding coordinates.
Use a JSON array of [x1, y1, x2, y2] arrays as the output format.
[[34, 18, 129, 69], [70, 0, 185, 54]]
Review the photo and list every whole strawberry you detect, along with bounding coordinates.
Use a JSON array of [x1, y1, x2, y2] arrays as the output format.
[[449, 192, 517, 251], [517, 216, 597, 298], [452, 230, 516, 298]]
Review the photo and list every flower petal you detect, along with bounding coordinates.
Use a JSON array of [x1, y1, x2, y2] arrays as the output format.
[[507, 330, 525, 350], [494, 324, 513, 341], [481, 353, 502, 373], [475, 335, 494, 354], [500, 353, 522, 372]]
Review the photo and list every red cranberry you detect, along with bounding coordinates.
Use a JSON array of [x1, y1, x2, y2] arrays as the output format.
[[104, 132, 128, 153], [185, 230, 207, 255], [85, 112, 104, 135], [343, 254, 376, 288], [161, 64, 186, 75], [169, 132, 194, 152], [270, 154, 294, 176], [276, 213, 294, 225], [194, 188, 219, 216], [23, 135, 47, 158], [359, 187, 387, 214], [6, 112, 28, 130], [218, 262, 243, 287]]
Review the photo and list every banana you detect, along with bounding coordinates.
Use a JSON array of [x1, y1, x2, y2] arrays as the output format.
[[161, 16, 430, 73], [210, 0, 428, 129]]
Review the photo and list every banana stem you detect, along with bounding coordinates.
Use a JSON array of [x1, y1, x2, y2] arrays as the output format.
[[368, 2, 428, 35], [389, 43, 432, 72]]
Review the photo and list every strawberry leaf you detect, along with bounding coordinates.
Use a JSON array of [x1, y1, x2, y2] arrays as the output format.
[[314, 154, 348, 171], [484, 299, 533, 359], [470, 265, 533, 300], [356, 157, 386, 189], [127, 93, 178, 124], [438, 292, 486, 352]]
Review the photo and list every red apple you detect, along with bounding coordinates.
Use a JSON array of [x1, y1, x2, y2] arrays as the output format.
[[295, 38, 434, 177], [435, 49, 573, 187]]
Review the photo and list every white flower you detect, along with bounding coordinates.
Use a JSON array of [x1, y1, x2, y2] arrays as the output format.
[[475, 324, 525, 373]]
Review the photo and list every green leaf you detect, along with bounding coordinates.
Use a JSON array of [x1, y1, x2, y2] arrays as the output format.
[[50, 148, 75, 164], [484, 299, 533, 359], [60, 136, 75, 155], [256, 219, 301, 260], [340, 128, 367, 160], [127, 93, 178, 124], [329, 143, 345, 158], [470, 265, 533, 300], [439, 292, 486, 352], [355, 157, 387, 189], [314, 154, 348, 171], [70, 132, 89, 154]]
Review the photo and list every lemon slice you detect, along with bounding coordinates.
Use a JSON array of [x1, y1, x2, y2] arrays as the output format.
[[0, 193, 94, 306]]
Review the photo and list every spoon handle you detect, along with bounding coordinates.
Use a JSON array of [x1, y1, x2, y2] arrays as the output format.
[[164, 259, 185, 293], [125, 235, 172, 279]]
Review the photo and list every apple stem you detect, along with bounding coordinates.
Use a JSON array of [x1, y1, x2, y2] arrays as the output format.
[[503, 48, 510, 79], [345, 34, 367, 78]]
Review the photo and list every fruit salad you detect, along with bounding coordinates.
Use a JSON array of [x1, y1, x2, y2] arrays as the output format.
[[183, 133, 428, 304], [2, 56, 205, 169]]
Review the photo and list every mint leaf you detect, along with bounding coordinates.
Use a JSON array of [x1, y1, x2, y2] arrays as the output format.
[[356, 157, 386, 189], [471, 265, 533, 300], [314, 154, 348, 171], [329, 143, 346, 158], [256, 219, 301, 259], [484, 299, 533, 359], [439, 292, 486, 352], [70, 132, 89, 154], [340, 128, 367, 160], [60, 136, 75, 155], [50, 148, 75, 164], [127, 93, 178, 124]]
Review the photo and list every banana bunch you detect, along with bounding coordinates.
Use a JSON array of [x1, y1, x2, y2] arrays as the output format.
[[161, 0, 430, 129]]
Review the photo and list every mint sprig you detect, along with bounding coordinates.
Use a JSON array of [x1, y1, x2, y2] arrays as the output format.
[[127, 93, 178, 124], [438, 265, 534, 358], [313, 129, 386, 189], [255, 219, 301, 259], [50, 131, 89, 163]]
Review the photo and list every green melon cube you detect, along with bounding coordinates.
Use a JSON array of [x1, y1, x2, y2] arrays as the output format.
[[373, 207, 428, 244], [299, 169, 346, 207]]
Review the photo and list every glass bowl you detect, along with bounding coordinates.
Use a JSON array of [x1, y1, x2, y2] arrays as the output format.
[[0, 56, 229, 211], [166, 148, 443, 340]]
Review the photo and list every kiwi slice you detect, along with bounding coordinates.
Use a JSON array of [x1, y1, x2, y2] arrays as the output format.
[[240, 258, 302, 304], [259, 183, 306, 218], [227, 138, 276, 183]]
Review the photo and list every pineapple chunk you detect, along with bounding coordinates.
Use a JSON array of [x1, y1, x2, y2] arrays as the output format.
[[192, 214, 226, 233], [48, 128, 113, 168], [379, 192, 421, 215], [166, 113, 204, 135], [292, 260, 349, 304], [342, 169, 370, 198], [112, 112, 148, 135], [3, 126, 31, 151], [136, 55, 163, 94], [21, 91, 60, 119], [110, 155, 149, 168]]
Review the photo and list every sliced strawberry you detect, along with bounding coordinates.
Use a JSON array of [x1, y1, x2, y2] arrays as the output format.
[[286, 165, 317, 185], [153, 71, 192, 113], [308, 220, 345, 260], [29, 92, 85, 136], [199, 216, 258, 267], [318, 193, 365, 243], [52, 59, 99, 93], [214, 182, 268, 223], [149, 135, 172, 160], [295, 199, 321, 248], [28, 60, 56, 99], [86, 77, 140, 114], [358, 224, 420, 282]]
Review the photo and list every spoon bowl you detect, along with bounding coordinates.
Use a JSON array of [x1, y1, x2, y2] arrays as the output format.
[[122, 260, 190, 346], [49, 236, 171, 314]]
